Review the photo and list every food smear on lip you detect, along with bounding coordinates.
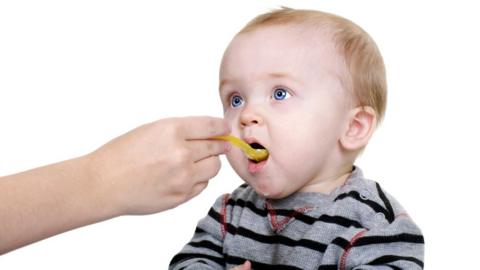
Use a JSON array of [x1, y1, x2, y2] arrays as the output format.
[[210, 135, 269, 162]]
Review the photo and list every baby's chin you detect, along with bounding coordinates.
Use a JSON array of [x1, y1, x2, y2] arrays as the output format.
[[248, 181, 290, 199]]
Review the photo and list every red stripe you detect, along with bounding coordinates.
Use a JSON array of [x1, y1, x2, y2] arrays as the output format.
[[339, 229, 368, 270], [220, 194, 230, 239], [395, 212, 410, 219], [265, 201, 313, 232], [265, 201, 280, 231]]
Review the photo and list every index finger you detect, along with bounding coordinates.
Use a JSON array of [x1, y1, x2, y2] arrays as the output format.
[[188, 139, 228, 162], [180, 116, 230, 140]]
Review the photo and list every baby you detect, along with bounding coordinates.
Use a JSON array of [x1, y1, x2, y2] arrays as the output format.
[[170, 7, 424, 270]]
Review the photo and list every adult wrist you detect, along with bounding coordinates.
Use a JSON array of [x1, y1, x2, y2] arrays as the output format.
[[82, 152, 124, 219]]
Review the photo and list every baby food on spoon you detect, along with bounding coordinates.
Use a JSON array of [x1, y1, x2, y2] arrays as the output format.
[[211, 135, 269, 162]]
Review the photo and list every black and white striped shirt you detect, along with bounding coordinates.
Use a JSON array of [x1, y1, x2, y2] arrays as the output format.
[[170, 167, 424, 269]]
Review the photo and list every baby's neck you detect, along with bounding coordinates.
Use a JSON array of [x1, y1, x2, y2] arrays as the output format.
[[299, 165, 353, 194]]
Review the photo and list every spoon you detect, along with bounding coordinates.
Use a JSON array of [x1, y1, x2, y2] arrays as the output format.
[[211, 135, 269, 162]]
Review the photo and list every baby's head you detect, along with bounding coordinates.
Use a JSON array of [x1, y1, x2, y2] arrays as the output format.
[[219, 7, 386, 199]]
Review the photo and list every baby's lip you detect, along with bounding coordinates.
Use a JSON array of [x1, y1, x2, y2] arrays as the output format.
[[243, 137, 267, 149], [243, 137, 257, 144]]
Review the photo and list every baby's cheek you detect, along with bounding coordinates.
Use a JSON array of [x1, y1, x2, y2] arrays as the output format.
[[274, 155, 308, 186], [225, 150, 245, 175], [225, 152, 236, 169], [225, 148, 241, 164]]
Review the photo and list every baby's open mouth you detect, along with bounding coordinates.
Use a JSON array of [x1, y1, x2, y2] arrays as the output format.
[[248, 142, 268, 163]]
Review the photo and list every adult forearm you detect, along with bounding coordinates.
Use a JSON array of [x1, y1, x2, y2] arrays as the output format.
[[0, 155, 116, 254]]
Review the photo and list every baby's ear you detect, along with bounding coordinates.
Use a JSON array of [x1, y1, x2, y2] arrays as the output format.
[[339, 106, 377, 151]]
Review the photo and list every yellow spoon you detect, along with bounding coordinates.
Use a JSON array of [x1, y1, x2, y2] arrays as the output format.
[[211, 135, 269, 162]]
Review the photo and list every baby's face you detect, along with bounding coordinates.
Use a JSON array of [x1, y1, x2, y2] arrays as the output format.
[[219, 25, 353, 198]]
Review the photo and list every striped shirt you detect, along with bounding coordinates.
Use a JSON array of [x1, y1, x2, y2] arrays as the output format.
[[170, 167, 424, 269]]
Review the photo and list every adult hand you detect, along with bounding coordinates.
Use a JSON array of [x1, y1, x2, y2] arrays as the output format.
[[89, 116, 231, 215]]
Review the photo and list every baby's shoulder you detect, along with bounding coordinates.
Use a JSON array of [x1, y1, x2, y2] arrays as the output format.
[[331, 177, 412, 230]]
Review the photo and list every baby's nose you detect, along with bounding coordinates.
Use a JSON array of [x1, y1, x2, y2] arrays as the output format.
[[240, 107, 264, 127]]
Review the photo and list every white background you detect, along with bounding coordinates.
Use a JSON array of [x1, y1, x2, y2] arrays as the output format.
[[1, 1, 478, 269]]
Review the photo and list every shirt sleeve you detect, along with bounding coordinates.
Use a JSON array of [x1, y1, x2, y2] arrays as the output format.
[[342, 215, 424, 270], [169, 194, 230, 270]]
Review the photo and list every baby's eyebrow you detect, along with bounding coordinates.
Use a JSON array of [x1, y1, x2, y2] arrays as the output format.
[[267, 72, 289, 79], [219, 78, 231, 91], [219, 72, 300, 93], [267, 72, 302, 85], [219, 78, 243, 96]]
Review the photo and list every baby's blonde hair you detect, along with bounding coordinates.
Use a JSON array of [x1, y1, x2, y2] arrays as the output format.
[[239, 7, 387, 123]]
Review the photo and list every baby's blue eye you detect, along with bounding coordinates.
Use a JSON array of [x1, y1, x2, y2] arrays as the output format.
[[273, 88, 290, 100], [230, 95, 244, 108]]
